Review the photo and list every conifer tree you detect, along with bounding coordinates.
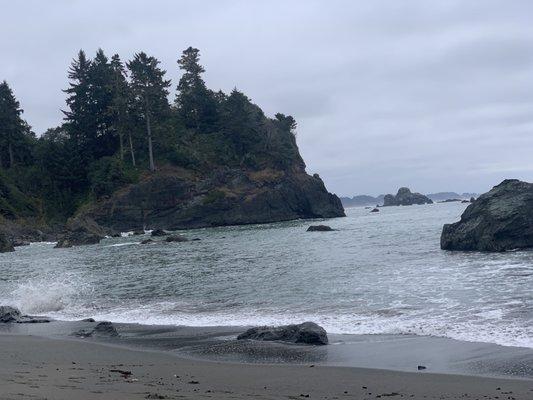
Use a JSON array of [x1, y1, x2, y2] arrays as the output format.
[[175, 47, 217, 131], [0, 81, 30, 168], [127, 52, 170, 171], [62, 50, 93, 162], [110, 54, 134, 164]]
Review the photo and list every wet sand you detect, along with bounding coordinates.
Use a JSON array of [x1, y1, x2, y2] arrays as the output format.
[[1, 334, 533, 400]]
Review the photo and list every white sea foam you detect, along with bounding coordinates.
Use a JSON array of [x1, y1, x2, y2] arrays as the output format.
[[5, 276, 88, 315]]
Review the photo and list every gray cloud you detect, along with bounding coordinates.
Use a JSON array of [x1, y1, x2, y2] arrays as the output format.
[[2, 0, 533, 196]]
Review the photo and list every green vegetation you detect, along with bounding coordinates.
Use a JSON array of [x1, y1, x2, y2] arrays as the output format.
[[0, 47, 302, 223]]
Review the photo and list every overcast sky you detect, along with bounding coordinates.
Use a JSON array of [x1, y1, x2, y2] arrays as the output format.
[[2, 0, 533, 196]]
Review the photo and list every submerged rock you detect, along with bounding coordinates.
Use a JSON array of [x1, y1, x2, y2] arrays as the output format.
[[165, 234, 188, 242], [383, 187, 433, 207], [307, 225, 334, 232], [0, 305, 50, 323], [237, 321, 328, 345], [151, 229, 168, 237], [441, 179, 533, 252], [141, 238, 154, 244], [0, 233, 14, 253]]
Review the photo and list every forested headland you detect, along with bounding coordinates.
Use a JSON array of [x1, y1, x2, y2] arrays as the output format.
[[0, 47, 343, 246]]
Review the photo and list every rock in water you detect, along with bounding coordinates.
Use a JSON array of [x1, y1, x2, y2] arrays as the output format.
[[55, 215, 106, 248], [307, 225, 334, 232], [383, 187, 433, 206], [441, 179, 533, 252], [237, 322, 328, 345], [151, 229, 168, 237], [0, 234, 14, 253], [370, 208, 379, 213], [0, 305, 50, 323], [165, 235, 188, 242], [0, 306, 22, 322], [141, 238, 154, 244]]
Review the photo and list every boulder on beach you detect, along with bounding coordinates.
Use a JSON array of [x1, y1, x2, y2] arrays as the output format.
[[441, 179, 533, 252], [0, 305, 50, 323], [74, 321, 119, 337], [0, 233, 14, 253], [151, 229, 168, 237], [165, 234, 188, 242], [383, 187, 433, 207], [307, 225, 334, 232], [237, 321, 328, 345]]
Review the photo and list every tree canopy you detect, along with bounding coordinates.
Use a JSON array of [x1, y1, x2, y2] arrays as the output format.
[[0, 47, 301, 222]]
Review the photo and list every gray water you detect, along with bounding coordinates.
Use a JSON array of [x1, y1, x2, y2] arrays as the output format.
[[1, 202, 532, 348]]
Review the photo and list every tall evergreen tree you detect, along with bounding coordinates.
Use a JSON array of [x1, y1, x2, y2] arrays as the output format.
[[127, 52, 171, 171], [110, 54, 134, 165], [88, 49, 117, 158], [0, 81, 31, 168], [175, 47, 217, 131]]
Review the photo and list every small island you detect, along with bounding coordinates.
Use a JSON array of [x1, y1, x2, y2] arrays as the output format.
[[382, 187, 433, 206]]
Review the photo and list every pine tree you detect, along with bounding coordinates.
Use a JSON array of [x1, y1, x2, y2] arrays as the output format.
[[0, 81, 30, 168], [110, 54, 134, 164], [62, 50, 93, 164], [127, 52, 171, 171], [175, 47, 217, 131], [88, 49, 116, 158]]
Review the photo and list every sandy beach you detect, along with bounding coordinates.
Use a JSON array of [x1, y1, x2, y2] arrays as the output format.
[[1, 332, 533, 400]]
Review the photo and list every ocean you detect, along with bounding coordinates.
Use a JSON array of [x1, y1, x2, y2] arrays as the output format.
[[1, 202, 532, 349]]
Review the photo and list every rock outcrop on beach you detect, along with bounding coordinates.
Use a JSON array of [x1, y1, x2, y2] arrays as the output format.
[[237, 322, 328, 345], [383, 187, 433, 206], [75, 167, 344, 232], [0, 306, 50, 323], [74, 321, 119, 338], [441, 179, 533, 252]]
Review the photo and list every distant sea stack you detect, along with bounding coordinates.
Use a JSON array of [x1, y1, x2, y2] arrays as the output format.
[[441, 179, 533, 252], [382, 187, 433, 207]]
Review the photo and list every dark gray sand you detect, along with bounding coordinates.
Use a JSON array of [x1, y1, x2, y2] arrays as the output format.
[[1, 333, 533, 400]]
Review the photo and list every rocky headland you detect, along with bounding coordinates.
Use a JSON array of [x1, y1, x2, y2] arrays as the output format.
[[441, 179, 533, 252]]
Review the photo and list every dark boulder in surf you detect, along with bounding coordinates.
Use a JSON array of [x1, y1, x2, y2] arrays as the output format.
[[0, 305, 50, 323], [441, 179, 533, 252], [307, 225, 334, 232], [151, 229, 168, 237], [0, 233, 14, 253], [237, 321, 328, 345], [370, 208, 379, 213], [165, 234, 188, 242]]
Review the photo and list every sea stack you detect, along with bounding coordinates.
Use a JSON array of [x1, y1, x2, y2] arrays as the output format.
[[441, 179, 533, 252], [382, 187, 433, 206]]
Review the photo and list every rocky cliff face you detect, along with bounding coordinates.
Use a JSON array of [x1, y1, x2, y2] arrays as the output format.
[[77, 166, 344, 232], [383, 187, 433, 206], [441, 179, 533, 252]]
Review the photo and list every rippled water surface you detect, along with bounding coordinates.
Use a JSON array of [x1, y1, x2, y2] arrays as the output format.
[[1, 203, 532, 348]]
